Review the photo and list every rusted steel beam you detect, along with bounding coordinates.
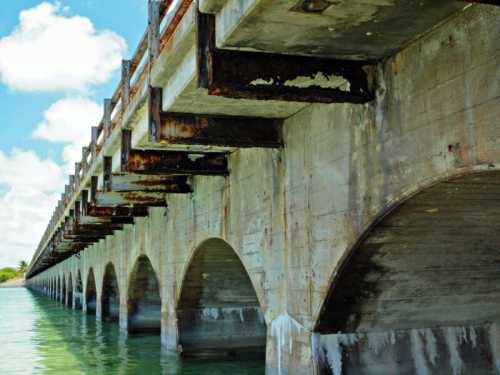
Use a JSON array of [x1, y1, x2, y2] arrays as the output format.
[[157, 111, 283, 148], [96, 157, 190, 207], [58, 202, 121, 240], [196, 12, 374, 104], [148, 87, 283, 148], [78, 215, 134, 226], [70, 219, 124, 235], [111, 173, 192, 192], [54, 243, 88, 253], [93, 191, 169, 207], [63, 233, 110, 241], [122, 129, 228, 175], [86, 204, 149, 218], [81, 190, 149, 217], [104, 155, 192, 192]]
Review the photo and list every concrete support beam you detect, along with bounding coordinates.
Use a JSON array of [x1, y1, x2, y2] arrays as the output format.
[[109, 173, 191, 192], [148, 86, 283, 148], [103, 156, 192, 193], [93, 191, 169, 207], [122, 129, 228, 175], [88, 157, 192, 207], [196, 11, 374, 104], [78, 215, 134, 226]]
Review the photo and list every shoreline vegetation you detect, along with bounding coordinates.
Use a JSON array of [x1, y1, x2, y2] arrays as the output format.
[[0, 261, 28, 287]]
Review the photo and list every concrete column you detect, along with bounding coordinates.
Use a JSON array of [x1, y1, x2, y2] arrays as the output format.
[[266, 316, 316, 375], [119, 298, 128, 333], [96, 296, 102, 321], [119, 226, 131, 333], [161, 303, 179, 352]]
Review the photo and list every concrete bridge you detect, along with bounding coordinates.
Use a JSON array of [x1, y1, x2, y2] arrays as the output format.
[[26, 1, 500, 374]]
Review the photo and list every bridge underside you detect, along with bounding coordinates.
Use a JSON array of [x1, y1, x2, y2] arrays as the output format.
[[315, 171, 500, 374], [26, 0, 500, 374]]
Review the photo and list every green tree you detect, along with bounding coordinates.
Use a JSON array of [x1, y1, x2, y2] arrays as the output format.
[[0, 267, 19, 283], [18, 260, 28, 274]]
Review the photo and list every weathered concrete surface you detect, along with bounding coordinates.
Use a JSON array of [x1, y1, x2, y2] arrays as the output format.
[[313, 171, 500, 374], [212, 0, 467, 59], [28, 3, 500, 375]]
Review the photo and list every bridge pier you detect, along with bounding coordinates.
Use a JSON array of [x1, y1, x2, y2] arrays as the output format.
[[266, 328, 315, 375], [161, 311, 179, 353]]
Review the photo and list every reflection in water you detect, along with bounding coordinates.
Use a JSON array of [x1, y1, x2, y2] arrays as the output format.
[[0, 288, 265, 375]]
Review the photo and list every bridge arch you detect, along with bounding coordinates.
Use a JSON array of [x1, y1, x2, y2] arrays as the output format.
[[67, 273, 73, 308], [314, 170, 500, 374], [102, 262, 120, 322], [127, 255, 161, 334], [86, 268, 97, 315], [177, 238, 266, 356]]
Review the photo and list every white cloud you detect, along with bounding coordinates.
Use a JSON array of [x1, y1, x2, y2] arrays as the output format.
[[0, 2, 126, 92], [33, 97, 102, 172], [0, 149, 64, 267]]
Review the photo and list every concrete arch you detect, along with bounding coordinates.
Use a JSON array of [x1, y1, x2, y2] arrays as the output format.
[[176, 238, 266, 356], [67, 273, 73, 308], [75, 270, 83, 309], [86, 268, 97, 315], [101, 262, 120, 322], [314, 170, 500, 374], [127, 255, 161, 334]]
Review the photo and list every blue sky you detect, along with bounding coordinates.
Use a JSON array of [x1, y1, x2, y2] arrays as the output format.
[[0, 0, 147, 163], [0, 1, 149, 267]]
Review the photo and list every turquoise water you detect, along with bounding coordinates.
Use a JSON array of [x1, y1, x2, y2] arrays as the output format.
[[0, 288, 265, 375]]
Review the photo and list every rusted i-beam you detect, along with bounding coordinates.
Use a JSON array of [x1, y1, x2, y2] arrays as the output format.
[[122, 129, 228, 175], [148, 87, 283, 148], [103, 155, 192, 192], [196, 11, 374, 104]]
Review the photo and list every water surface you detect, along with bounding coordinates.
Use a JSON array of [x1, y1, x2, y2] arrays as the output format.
[[0, 288, 265, 375]]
